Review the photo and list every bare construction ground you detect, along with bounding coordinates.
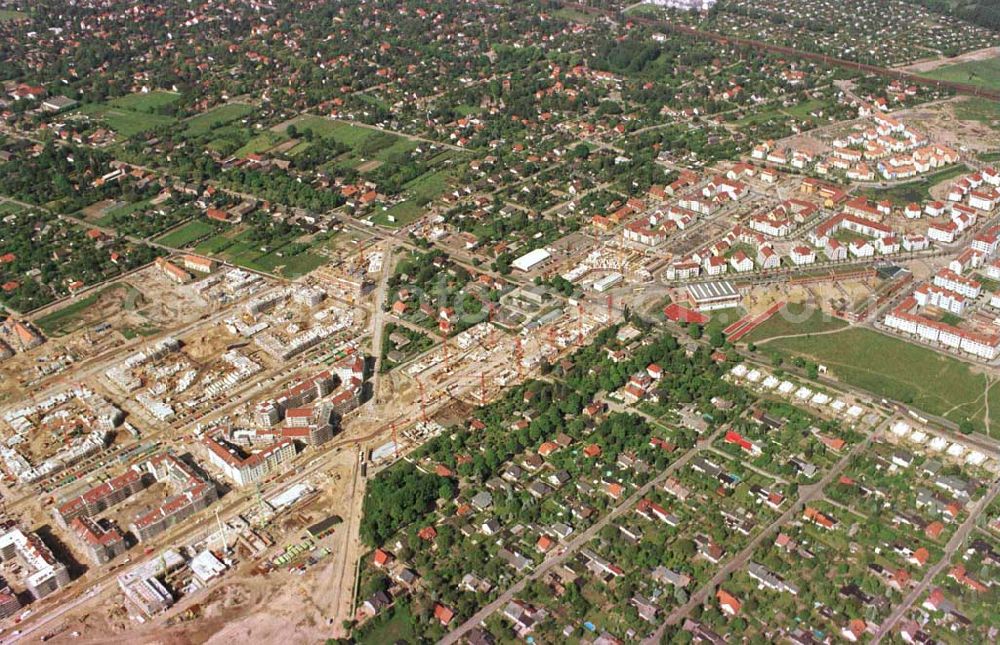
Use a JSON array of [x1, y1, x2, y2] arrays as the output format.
[[897, 46, 1000, 73]]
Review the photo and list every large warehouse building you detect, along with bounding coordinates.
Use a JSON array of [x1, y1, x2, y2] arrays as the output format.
[[687, 281, 741, 311]]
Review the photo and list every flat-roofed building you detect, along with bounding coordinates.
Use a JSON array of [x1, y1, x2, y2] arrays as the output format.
[[512, 248, 551, 272], [687, 281, 741, 312]]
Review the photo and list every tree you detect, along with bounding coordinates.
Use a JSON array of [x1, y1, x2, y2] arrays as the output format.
[[959, 418, 975, 435]]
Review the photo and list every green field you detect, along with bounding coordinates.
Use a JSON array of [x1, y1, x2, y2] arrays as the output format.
[[0, 201, 25, 216], [78, 103, 176, 138], [278, 116, 417, 163], [860, 164, 969, 205], [155, 220, 217, 248], [109, 90, 180, 113], [373, 169, 455, 226], [744, 303, 848, 343], [354, 604, 417, 645], [765, 327, 994, 433], [924, 55, 1000, 93], [193, 226, 326, 278], [0, 9, 26, 21], [954, 96, 1000, 127], [183, 103, 255, 137], [233, 131, 289, 158], [95, 199, 150, 227], [34, 284, 140, 336], [553, 6, 596, 22]]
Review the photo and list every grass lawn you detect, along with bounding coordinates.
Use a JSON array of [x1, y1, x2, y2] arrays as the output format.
[[0, 201, 25, 216], [233, 131, 289, 158], [120, 322, 160, 340], [95, 199, 150, 227], [744, 303, 848, 343], [109, 90, 180, 113], [705, 307, 745, 337], [373, 201, 422, 226], [552, 6, 597, 22], [924, 55, 1000, 93], [278, 116, 418, 164], [783, 99, 831, 120], [765, 327, 993, 433], [78, 104, 176, 138], [279, 116, 372, 145], [195, 230, 241, 255], [35, 292, 105, 335], [953, 96, 1000, 126], [732, 105, 785, 128], [860, 164, 969, 205], [0, 10, 26, 21], [156, 220, 217, 248], [250, 249, 326, 277], [193, 227, 325, 277], [355, 604, 418, 645], [34, 284, 137, 336], [183, 103, 254, 138], [372, 168, 456, 226]]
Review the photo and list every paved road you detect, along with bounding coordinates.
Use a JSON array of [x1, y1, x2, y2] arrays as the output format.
[[440, 425, 727, 645], [367, 246, 395, 406], [871, 477, 1000, 642], [645, 417, 885, 641]]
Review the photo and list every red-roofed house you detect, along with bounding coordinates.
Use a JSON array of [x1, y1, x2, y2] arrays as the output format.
[[717, 589, 741, 616]]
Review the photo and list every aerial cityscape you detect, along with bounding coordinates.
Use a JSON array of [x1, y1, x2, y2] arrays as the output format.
[[0, 0, 999, 643]]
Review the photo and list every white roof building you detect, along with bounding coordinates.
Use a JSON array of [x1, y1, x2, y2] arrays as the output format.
[[512, 248, 551, 272]]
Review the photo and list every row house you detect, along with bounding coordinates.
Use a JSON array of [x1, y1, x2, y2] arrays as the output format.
[[666, 205, 698, 230], [678, 192, 714, 216], [623, 219, 666, 247], [884, 298, 1000, 360], [914, 284, 967, 316], [933, 269, 981, 299]]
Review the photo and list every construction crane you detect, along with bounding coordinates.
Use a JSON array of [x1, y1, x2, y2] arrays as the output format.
[[416, 378, 428, 422], [391, 421, 399, 459], [514, 337, 524, 380]]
